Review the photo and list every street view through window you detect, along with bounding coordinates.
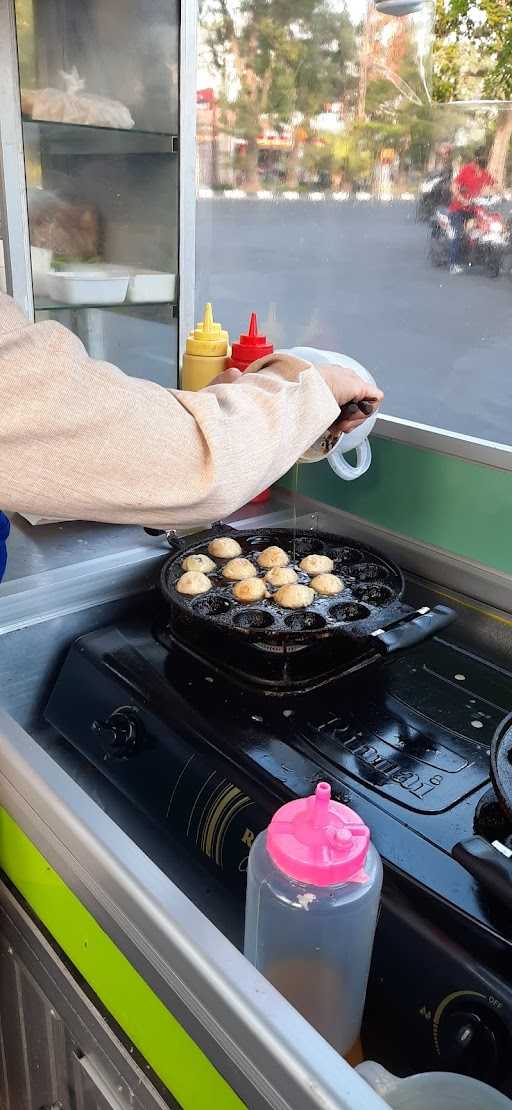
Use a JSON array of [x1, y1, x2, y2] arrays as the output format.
[[196, 0, 512, 447]]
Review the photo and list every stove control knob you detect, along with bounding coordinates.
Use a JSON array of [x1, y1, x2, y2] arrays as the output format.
[[92, 708, 143, 759], [436, 1002, 505, 1083]]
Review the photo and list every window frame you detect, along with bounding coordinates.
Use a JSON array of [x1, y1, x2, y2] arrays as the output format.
[[374, 414, 512, 471]]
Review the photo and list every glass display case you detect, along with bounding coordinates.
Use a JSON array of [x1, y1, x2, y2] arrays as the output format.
[[0, 0, 196, 387]]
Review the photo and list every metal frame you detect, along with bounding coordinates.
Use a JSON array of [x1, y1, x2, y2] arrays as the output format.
[[0, 0, 34, 319], [290, 492, 512, 616], [374, 414, 512, 471], [178, 0, 198, 360]]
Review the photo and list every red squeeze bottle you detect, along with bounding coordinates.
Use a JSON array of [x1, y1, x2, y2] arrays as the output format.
[[228, 314, 274, 504], [227, 311, 274, 373]]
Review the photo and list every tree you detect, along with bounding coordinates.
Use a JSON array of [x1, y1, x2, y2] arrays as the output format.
[[200, 0, 356, 190], [357, 18, 436, 181], [434, 0, 512, 188]]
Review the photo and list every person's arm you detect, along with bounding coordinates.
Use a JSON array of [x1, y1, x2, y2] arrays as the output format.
[[0, 293, 347, 527], [451, 168, 469, 207]]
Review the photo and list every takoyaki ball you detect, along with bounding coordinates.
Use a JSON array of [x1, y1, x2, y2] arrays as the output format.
[[275, 584, 315, 609], [310, 573, 344, 596], [257, 545, 289, 569], [176, 571, 212, 596], [208, 536, 242, 559], [222, 557, 257, 581], [300, 554, 334, 575], [182, 553, 216, 574], [233, 578, 268, 603], [264, 566, 298, 587]]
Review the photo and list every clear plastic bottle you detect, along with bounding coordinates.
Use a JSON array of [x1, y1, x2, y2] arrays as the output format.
[[244, 782, 382, 1063]]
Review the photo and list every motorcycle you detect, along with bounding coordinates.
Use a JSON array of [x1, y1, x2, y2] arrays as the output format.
[[429, 197, 508, 278], [416, 169, 452, 222]]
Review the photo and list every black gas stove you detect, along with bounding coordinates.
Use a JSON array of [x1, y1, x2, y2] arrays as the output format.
[[46, 612, 512, 1092]]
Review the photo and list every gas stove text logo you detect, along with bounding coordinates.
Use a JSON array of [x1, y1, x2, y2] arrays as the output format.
[[342, 733, 443, 799]]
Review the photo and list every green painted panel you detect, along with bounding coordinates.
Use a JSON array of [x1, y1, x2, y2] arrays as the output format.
[[282, 439, 512, 575], [0, 807, 244, 1110]]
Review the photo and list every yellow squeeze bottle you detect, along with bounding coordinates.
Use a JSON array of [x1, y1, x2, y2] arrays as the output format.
[[181, 303, 229, 390]]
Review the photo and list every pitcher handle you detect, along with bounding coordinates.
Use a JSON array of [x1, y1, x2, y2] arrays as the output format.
[[328, 438, 372, 481], [356, 1061, 401, 1100]]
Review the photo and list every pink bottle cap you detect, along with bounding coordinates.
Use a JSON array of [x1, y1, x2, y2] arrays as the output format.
[[267, 782, 370, 887]]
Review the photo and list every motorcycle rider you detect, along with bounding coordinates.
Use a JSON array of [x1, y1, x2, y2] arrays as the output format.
[[417, 142, 453, 221], [448, 147, 495, 274], [436, 142, 454, 203]]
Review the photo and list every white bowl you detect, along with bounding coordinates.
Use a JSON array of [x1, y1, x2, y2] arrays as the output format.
[[45, 269, 130, 306]]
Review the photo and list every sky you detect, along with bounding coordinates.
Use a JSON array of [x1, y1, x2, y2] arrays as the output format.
[[333, 0, 369, 23]]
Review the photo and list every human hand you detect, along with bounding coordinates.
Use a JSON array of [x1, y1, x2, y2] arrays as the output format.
[[316, 363, 383, 434], [208, 360, 383, 436]]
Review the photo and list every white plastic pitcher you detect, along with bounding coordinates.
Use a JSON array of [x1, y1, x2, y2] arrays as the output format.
[[357, 1061, 512, 1110], [285, 346, 379, 481]]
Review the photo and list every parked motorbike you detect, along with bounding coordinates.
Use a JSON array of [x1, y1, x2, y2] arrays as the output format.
[[416, 169, 452, 222], [429, 197, 508, 278]]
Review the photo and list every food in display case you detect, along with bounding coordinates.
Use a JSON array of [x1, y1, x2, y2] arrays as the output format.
[[28, 190, 101, 261], [21, 67, 134, 130], [8, 0, 180, 386]]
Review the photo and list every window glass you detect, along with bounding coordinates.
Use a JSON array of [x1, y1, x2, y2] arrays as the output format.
[[196, 0, 512, 447], [3, 0, 179, 386]]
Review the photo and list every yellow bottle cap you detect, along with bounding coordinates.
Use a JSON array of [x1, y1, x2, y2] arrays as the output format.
[[186, 303, 229, 357]]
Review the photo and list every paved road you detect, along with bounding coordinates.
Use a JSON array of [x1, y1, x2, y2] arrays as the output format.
[[196, 198, 512, 445]]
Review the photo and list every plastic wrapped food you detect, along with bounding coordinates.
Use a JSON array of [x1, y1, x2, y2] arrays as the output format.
[[22, 68, 134, 129]]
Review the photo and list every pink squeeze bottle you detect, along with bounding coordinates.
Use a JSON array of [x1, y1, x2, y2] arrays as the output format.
[[244, 782, 382, 1062]]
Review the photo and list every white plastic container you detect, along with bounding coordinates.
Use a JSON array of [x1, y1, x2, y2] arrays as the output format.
[[357, 1061, 512, 1109], [125, 270, 176, 303], [45, 269, 129, 306], [31, 247, 53, 297], [244, 782, 383, 1061], [285, 346, 380, 480], [0, 244, 53, 296]]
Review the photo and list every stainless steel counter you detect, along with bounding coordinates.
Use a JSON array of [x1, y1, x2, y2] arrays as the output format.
[[2, 514, 162, 583], [2, 497, 292, 586], [0, 495, 510, 1110], [0, 499, 391, 1110]]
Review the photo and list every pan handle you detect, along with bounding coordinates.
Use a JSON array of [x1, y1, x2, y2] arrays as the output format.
[[144, 520, 238, 548], [144, 527, 178, 544], [371, 604, 455, 655], [453, 836, 512, 912]]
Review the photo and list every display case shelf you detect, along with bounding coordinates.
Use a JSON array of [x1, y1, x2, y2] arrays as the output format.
[[23, 119, 178, 156], [1, 0, 186, 388], [35, 297, 177, 312]]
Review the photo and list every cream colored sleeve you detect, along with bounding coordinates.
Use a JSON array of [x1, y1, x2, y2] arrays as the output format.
[[0, 293, 339, 527]]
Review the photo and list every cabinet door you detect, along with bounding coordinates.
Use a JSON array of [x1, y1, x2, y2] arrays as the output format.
[[72, 1053, 135, 1110], [0, 931, 69, 1110], [0, 882, 175, 1110]]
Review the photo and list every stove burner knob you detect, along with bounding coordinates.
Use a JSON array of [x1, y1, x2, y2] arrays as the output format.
[[437, 1007, 503, 1083], [474, 788, 510, 842], [92, 708, 143, 759]]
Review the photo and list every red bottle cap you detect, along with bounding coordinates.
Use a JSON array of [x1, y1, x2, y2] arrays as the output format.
[[230, 313, 273, 370]]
